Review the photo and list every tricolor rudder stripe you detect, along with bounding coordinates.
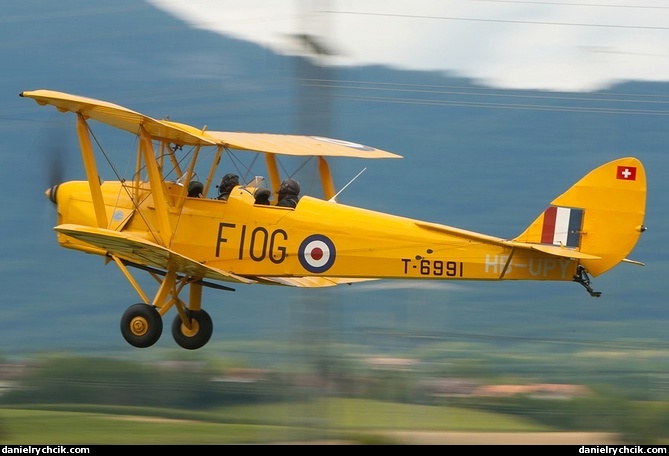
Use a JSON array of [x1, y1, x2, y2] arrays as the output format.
[[540, 206, 584, 247]]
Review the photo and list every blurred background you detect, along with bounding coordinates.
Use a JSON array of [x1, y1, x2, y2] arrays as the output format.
[[0, 0, 667, 444]]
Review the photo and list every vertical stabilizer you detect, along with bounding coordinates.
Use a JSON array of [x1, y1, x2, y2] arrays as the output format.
[[514, 157, 646, 276]]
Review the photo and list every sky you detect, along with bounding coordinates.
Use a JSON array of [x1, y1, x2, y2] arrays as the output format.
[[147, 0, 669, 92]]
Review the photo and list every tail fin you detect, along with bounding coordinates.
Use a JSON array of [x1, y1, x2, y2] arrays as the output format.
[[514, 157, 646, 277]]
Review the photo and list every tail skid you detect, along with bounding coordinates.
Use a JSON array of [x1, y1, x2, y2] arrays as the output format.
[[573, 265, 601, 297]]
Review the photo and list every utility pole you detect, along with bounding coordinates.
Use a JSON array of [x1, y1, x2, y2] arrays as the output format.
[[294, 0, 336, 137]]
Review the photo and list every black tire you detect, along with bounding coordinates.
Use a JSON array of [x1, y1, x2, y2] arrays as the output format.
[[171, 309, 213, 350], [120, 303, 163, 348]]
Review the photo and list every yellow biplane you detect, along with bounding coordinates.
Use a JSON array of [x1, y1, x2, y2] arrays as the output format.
[[21, 89, 647, 350]]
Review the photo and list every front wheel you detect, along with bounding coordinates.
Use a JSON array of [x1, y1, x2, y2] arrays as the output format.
[[172, 309, 213, 350], [120, 303, 163, 348]]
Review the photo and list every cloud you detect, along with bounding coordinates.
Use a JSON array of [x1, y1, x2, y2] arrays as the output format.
[[147, 0, 669, 92]]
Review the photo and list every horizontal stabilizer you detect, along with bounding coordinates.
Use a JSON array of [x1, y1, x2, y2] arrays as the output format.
[[509, 241, 601, 260], [416, 221, 601, 260]]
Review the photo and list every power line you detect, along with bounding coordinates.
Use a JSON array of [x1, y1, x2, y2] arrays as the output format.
[[337, 94, 669, 115], [469, 0, 669, 10], [299, 78, 669, 103], [297, 77, 669, 116], [330, 10, 669, 31]]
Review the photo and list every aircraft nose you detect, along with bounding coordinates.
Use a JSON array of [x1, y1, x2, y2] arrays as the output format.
[[45, 185, 59, 204]]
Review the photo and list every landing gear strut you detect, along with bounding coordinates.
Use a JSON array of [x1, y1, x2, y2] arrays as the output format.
[[113, 258, 226, 349], [573, 265, 601, 297]]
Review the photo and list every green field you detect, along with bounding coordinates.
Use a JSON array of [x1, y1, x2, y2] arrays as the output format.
[[0, 399, 555, 444]]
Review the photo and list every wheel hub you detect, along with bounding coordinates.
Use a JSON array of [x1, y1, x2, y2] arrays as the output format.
[[129, 316, 149, 336], [180, 320, 200, 337]]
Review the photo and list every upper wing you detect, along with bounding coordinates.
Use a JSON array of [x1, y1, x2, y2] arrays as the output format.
[[54, 224, 256, 284], [20, 89, 401, 159], [206, 132, 402, 159], [20, 90, 217, 147]]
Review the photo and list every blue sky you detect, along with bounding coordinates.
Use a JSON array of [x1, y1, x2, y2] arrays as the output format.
[[148, 0, 669, 92]]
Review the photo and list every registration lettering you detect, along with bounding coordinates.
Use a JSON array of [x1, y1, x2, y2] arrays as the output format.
[[216, 222, 288, 263], [401, 258, 464, 277], [485, 254, 571, 278]]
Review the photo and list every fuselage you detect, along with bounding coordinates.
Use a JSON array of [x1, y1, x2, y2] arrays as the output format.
[[50, 180, 580, 283]]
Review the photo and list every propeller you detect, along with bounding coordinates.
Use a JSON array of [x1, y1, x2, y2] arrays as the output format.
[[43, 121, 69, 205], [39, 121, 71, 245]]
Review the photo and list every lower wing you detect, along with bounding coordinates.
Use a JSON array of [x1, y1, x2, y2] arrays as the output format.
[[255, 276, 378, 287], [55, 224, 255, 284], [55, 224, 372, 288]]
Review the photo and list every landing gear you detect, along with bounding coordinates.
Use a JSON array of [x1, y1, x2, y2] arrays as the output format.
[[171, 309, 213, 350], [120, 303, 163, 348], [119, 303, 214, 349], [573, 265, 602, 297], [113, 259, 230, 349]]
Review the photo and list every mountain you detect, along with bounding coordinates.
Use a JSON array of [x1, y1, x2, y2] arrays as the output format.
[[0, 0, 666, 356]]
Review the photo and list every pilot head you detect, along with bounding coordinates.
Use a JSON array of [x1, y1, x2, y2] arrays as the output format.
[[279, 178, 300, 197], [187, 181, 204, 197], [218, 173, 239, 195]]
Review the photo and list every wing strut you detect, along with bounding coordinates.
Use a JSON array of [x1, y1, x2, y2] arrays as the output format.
[[265, 153, 281, 195], [318, 156, 336, 200], [139, 127, 173, 246], [76, 114, 108, 228], [111, 255, 149, 303], [204, 146, 225, 197]]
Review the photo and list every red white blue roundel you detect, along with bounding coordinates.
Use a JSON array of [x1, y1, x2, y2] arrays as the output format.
[[298, 235, 336, 274]]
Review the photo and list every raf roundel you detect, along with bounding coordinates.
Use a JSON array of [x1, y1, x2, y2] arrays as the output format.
[[298, 235, 336, 274]]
